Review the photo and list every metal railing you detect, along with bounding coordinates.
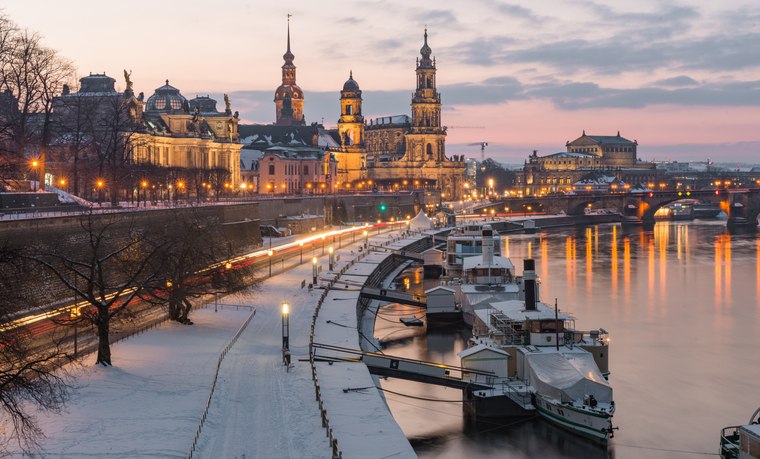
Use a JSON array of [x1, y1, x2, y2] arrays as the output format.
[[187, 307, 257, 459]]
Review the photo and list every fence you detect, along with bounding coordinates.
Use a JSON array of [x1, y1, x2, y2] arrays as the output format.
[[187, 307, 257, 459]]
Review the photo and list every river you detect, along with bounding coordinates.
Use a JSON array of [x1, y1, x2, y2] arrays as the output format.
[[374, 221, 760, 458]]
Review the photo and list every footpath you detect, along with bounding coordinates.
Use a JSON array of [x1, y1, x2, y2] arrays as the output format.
[[29, 226, 424, 458]]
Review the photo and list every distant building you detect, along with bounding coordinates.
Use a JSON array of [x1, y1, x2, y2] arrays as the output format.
[[258, 146, 337, 195], [517, 132, 657, 196]]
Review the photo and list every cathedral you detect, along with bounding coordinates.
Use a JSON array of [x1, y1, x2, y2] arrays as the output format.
[[241, 24, 466, 199], [346, 30, 466, 200]]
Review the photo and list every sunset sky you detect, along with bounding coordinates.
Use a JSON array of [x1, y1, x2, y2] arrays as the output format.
[[5, 0, 760, 163]]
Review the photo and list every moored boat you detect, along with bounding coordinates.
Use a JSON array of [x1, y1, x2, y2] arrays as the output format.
[[720, 407, 760, 458]]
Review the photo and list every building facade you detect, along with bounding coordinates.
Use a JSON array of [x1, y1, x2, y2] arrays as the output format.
[[363, 30, 466, 200], [259, 146, 337, 194], [517, 132, 657, 196], [333, 72, 367, 185]]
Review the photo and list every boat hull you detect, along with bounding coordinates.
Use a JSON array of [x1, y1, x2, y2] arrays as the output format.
[[533, 394, 612, 444], [464, 390, 534, 419], [426, 311, 464, 328]]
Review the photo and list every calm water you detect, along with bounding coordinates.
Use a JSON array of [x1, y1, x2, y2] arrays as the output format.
[[375, 221, 760, 458]]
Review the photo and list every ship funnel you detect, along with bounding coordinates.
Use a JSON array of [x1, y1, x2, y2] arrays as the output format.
[[524, 258, 537, 311], [481, 224, 494, 267]]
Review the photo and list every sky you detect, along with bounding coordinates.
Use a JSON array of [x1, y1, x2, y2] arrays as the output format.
[[3, 0, 760, 163]]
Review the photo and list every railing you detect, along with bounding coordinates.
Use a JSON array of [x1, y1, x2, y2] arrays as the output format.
[[187, 307, 257, 459]]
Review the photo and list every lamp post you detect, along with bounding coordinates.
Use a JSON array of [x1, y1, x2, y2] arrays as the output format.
[[363, 230, 368, 248], [321, 235, 325, 255], [268, 250, 273, 277], [96, 179, 104, 206], [30, 160, 39, 191], [312, 256, 318, 285], [281, 302, 290, 366], [328, 246, 334, 271], [141, 180, 148, 207]]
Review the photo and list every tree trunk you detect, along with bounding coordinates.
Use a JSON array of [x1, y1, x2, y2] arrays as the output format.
[[168, 296, 181, 322], [179, 298, 193, 324], [95, 307, 111, 366]]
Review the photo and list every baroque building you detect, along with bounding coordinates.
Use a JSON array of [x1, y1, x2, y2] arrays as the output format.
[[363, 30, 466, 200], [516, 131, 657, 196], [333, 72, 367, 185], [50, 72, 241, 197]]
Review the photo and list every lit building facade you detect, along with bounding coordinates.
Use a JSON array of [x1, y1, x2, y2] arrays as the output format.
[[259, 146, 337, 194], [333, 72, 367, 185], [363, 30, 466, 200], [274, 19, 305, 126], [517, 132, 657, 196]]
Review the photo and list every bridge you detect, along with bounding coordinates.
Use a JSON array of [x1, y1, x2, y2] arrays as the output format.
[[359, 286, 427, 308], [476, 188, 760, 228], [311, 343, 493, 390]]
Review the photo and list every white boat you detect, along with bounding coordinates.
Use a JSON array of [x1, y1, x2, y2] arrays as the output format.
[[443, 223, 503, 279], [455, 226, 616, 444], [720, 407, 760, 458]]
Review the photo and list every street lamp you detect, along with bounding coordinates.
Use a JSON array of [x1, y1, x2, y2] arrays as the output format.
[[363, 230, 368, 248], [96, 179, 105, 205], [312, 256, 318, 285], [281, 302, 290, 366], [30, 160, 39, 191], [268, 250, 274, 277], [141, 180, 148, 207], [328, 246, 334, 271]]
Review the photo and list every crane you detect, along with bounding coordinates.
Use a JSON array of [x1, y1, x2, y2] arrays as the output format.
[[467, 142, 488, 162]]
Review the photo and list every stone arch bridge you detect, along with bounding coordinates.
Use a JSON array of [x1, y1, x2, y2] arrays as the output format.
[[475, 189, 760, 229]]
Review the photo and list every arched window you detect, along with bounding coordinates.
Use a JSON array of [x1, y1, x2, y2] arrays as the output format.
[[346, 104, 352, 115], [426, 143, 433, 158]]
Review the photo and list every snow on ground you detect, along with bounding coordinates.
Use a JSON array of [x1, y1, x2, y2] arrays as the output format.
[[30, 307, 253, 458], [24, 228, 418, 459]]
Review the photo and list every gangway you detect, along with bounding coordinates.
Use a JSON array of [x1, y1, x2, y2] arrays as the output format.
[[359, 286, 427, 307], [368, 246, 424, 262], [311, 342, 494, 390]]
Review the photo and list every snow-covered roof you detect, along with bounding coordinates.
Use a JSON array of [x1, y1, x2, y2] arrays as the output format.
[[484, 299, 573, 322], [458, 343, 510, 359], [424, 286, 456, 294], [463, 255, 514, 271]]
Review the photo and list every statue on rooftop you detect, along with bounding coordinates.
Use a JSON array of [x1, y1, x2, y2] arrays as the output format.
[[124, 69, 133, 90]]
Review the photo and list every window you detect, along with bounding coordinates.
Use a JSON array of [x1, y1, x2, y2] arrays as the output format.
[[346, 104, 352, 115], [303, 165, 309, 175], [268, 164, 275, 175]]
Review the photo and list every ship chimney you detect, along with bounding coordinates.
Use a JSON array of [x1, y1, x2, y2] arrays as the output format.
[[524, 259, 537, 311], [481, 224, 494, 267]]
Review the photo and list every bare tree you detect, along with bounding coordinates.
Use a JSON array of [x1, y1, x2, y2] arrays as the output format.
[[0, 14, 74, 190], [143, 208, 258, 324], [0, 240, 69, 455], [28, 213, 162, 366]]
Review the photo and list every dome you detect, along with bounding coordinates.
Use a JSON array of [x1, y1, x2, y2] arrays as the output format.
[[420, 29, 432, 57], [275, 84, 303, 100], [145, 80, 187, 112], [79, 73, 116, 94], [409, 210, 433, 231], [189, 95, 218, 113], [342, 71, 360, 92]]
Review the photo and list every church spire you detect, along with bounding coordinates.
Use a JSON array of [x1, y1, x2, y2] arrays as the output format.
[[419, 28, 433, 68], [283, 14, 294, 65]]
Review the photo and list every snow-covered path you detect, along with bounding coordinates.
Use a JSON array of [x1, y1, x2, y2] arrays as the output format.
[[193, 258, 334, 458], [30, 307, 254, 458]]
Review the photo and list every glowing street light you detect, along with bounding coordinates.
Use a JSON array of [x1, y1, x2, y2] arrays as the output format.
[[281, 302, 290, 366], [328, 246, 335, 271], [312, 256, 318, 285]]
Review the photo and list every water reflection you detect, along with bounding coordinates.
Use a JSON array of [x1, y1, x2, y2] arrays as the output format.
[[378, 222, 759, 459]]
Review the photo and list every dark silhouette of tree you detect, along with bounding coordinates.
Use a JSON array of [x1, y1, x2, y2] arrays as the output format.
[[0, 240, 69, 455], [142, 208, 258, 324], [476, 158, 516, 192], [28, 213, 162, 366]]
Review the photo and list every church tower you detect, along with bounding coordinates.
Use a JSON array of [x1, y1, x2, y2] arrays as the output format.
[[274, 17, 305, 126], [337, 71, 364, 149], [335, 71, 366, 184], [405, 28, 446, 162]]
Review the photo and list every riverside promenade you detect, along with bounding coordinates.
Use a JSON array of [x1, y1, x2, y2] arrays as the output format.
[[28, 225, 426, 458]]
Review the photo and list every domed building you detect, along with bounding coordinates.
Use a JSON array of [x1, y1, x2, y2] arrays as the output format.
[[145, 80, 187, 113]]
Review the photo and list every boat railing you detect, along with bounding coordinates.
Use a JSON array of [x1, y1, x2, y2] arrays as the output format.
[[499, 378, 532, 406], [719, 426, 741, 458]]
